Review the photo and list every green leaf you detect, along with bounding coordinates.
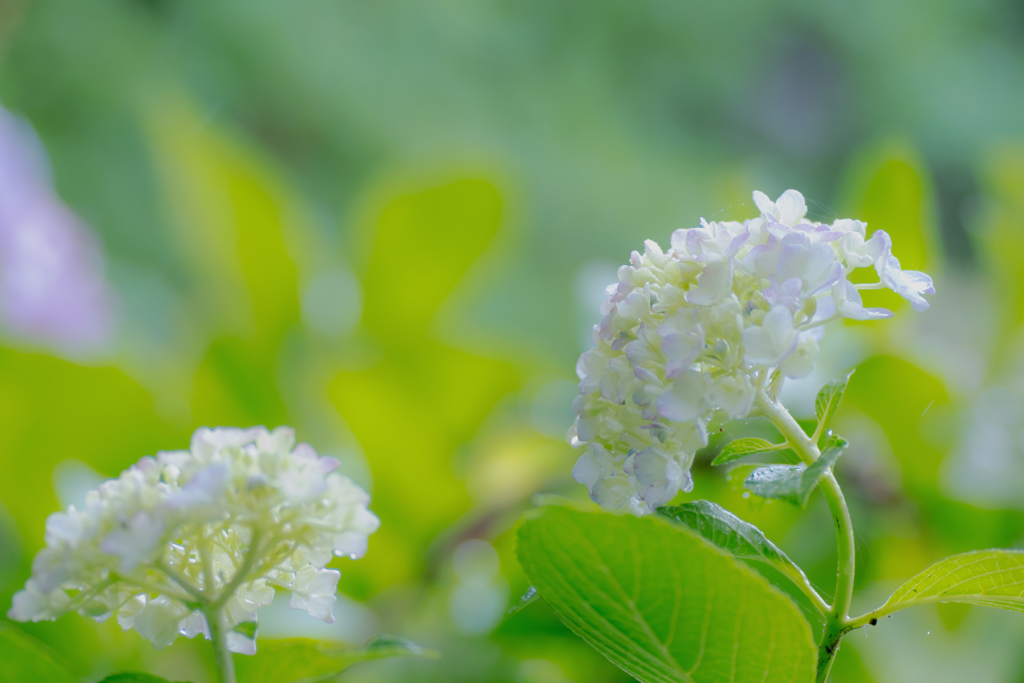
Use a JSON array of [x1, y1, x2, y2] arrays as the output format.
[[233, 621, 258, 640], [516, 506, 816, 683], [878, 549, 1024, 616], [744, 439, 847, 507], [0, 622, 79, 683], [234, 636, 438, 683], [506, 585, 538, 616], [98, 674, 181, 683], [711, 438, 779, 466], [658, 500, 813, 594], [814, 370, 854, 434]]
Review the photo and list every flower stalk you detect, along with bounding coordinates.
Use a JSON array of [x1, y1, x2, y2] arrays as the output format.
[[755, 389, 857, 681], [205, 606, 236, 683]]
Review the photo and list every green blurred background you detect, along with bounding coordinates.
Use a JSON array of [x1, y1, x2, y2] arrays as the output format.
[[1, 0, 1024, 681]]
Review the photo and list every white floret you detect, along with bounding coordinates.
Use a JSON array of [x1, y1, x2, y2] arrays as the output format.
[[8, 425, 380, 653]]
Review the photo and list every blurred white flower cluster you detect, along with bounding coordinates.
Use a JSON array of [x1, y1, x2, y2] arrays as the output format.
[[8, 426, 379, 654], [570, 190, 934, 513]]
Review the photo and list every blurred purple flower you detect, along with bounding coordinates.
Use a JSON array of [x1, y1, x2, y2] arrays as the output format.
[[0, 106, 116, 354]]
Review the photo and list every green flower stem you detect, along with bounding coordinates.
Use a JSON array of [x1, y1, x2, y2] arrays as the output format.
[[814, 617, 846, 683], [155, 560, 209, 603], [818, 472, 856, 624], [210, 529, 262, 611], [157, 533, 263, 683], [204, 606, 236, 683], [755, 390, 856, 682]]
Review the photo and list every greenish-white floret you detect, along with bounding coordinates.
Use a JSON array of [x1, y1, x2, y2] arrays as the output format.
[[9, 426, 380, 654]]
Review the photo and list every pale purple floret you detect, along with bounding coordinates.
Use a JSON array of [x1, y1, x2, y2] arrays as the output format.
[[568, 189, 935, 513], [0, 106, 116, 353]]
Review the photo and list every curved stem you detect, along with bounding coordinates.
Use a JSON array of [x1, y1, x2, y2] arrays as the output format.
[[755, 390, 857, 682], [820, 473, 856, 622], [754, 390, 818, 467], [204, 606, 236, 683]]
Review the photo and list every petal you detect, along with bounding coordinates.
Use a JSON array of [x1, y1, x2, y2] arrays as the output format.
[[686, 258, 732, 306], [656, 371, 711, 422], [774, 189, 808, 226], [742, 306, 797, 366], [779, 334, 819, 379], [227, 630, 258, 655], [711, 374, 755, 418], [590, 475, 640, 511], [775, 244, 808, 283], [571, 446, 613, 489], [752, 190, 776, 218]]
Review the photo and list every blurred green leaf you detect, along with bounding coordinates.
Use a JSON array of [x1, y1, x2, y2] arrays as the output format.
[[827, 639, 876, 683], [148, 96, 314, 430], [98, 673, 182, 683], [0, 349, 184, 560], [842, 355, 950, 493], [814, 370, 854, 435], [711, 438, 779, 466], [744, 439, 847, 508], [148, 96, 302, 344], [658, 500, 812, 594], [840, 142, 938, 312], [234, 636, 438, 683], [517, 505, 816, 683], [360, 178, 503, 336], [878, 550, 1024, 616], [0, 622, 79, 682], [978, 146, 1024, 335], [330, 177, 521, 593]]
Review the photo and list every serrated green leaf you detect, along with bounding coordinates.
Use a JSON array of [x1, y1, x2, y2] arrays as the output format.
[[658, 500, 812, 594], [0, 622, 79, 683], [712, 438, 779, 466], [744, 439, 847, 507], [98, 674, 182, 683], [877, 549, 1024, 616], [234, 636, 438, 683], [814, 370, 854, 433], [517, 506, 815, 683]]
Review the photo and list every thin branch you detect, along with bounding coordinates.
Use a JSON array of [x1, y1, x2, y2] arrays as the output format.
[[155, 560, 208, 604], [210, 529, 264, 611]]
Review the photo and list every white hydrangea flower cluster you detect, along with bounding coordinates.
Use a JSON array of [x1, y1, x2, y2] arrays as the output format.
[[8, 426, 380, 654], [570, 190, 934, 513]]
